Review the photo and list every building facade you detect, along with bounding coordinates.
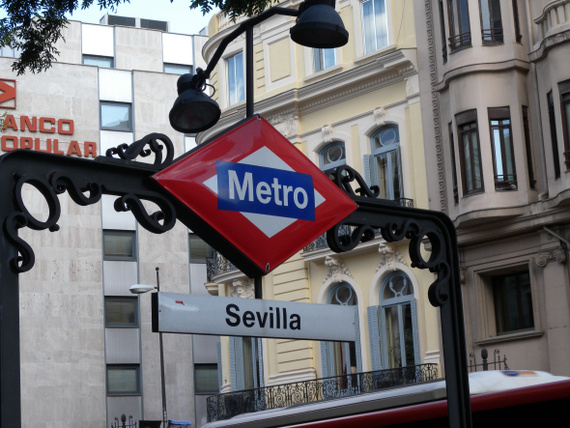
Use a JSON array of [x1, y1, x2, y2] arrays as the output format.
[[416, 0, 570, 376], [200, 0, 444, 407], [0, 16, 218, 428]]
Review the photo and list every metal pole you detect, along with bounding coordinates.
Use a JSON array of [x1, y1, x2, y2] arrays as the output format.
[[156, 267, 168, 428]]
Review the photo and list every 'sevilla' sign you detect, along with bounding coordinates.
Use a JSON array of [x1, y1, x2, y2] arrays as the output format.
[[152, 292, 357, 342]]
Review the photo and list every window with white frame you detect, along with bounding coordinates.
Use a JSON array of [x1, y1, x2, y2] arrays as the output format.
[[367, 125, 402, 201], [313, 48, 336, 72], [319, 140, 346, 170], [227, 52, 245, 106], [100, 102, 133, 131], [361, 0, 389, 55]]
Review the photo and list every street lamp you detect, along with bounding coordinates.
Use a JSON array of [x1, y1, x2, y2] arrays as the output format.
[[130, 267, 168, 428], [169, 0, 348, 134]]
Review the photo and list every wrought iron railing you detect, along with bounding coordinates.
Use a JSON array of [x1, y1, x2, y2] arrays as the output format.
[[206, 363, 438, 422], [207, 251, 238, 281], [468, 348, 508, 372]]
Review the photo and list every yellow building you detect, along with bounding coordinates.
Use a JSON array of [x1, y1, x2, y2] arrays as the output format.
[[200, 0, 442, 418]]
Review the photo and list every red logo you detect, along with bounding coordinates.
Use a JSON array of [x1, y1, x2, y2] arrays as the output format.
[[154, 116, 357, 275], [0, 79, 16, 109]]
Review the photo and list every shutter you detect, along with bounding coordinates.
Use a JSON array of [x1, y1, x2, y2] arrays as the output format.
[[320, 341, 331, 378], [229, 336, 245, 391], [216, 341, 223, 390], [353, 307, 363, 373], [363, 154, 375, 187], [367, 305, 383, 371], [410, 299, 420, 364]]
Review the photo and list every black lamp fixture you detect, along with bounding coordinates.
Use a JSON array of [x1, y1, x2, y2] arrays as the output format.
[[169, 0, 348, 134], [169, 71, 221, 133], [290, 0, 349, 48]]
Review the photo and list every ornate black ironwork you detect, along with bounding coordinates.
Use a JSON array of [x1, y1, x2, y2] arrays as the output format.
[[206, 363, 439, 422], [1, 134, 177, 274], [469, 348, 509, 373], [325, 165, 471, 428]]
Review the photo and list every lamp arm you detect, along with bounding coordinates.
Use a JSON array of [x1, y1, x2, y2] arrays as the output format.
[[202, 7, 299, 80]]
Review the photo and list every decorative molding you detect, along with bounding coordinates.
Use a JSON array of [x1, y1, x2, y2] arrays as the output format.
[[321, 124, 334, 143], [424, 0, 447, 214], [374, 106, 386, 127], [377, 242, 406, 271], [323, 255, 353, 284], [536, 247, 567, 268], [229, 278, 255, 298]]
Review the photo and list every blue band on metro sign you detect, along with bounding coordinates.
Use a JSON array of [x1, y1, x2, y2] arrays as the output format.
[[216, 161, 315, 221]]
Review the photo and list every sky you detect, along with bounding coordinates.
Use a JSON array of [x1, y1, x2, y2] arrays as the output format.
[[65, 0, 218, 35]]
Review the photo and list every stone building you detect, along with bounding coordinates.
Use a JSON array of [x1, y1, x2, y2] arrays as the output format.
[[0, 15, 218, 428], [416, 0, 570, 375]]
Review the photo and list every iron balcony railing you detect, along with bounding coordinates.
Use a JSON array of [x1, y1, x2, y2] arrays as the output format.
[[206, 363, 438, 422]]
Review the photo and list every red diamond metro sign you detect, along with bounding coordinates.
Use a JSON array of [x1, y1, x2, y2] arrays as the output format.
[[154, 116, 357, 276]]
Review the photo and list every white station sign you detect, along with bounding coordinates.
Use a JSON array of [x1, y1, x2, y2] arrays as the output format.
[[152, 292, 357, 342]]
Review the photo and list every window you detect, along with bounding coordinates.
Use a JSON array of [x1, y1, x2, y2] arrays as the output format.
[[164, 63, 193, 74], [189, 233, 214, 263], [439, 0, 448, 63], [313, 48, 336, 72], [547, 91, 561, 179], [456, 110, 483, 194], [522, 106, 536, 189], [489, 107, 516, 190], [448, 122, 459, 204], [321, 283, 360, 384], [512, 0, 522, 43], [479, 0, 503, 44], [559, 80, 570, 171], [195, 363, 219, 394], [107, 365, 141, 395], [83, 55, 114, 68], [229, 336, 263, 391], [105, 296, 138, 327], [361, 0, 389, 54], [227, 52, 245, 106], [368, 125, 402, 201], [447, 0, 471, 51], [319, 141, 346, 170], [381, 271, 419, 368], [103, 230, 136, 261], [100, 102, 132, 131], [492, 271, 534, 334]]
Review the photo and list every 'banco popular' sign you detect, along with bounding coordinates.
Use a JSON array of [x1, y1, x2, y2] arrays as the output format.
[[154, 115, 357, 276]]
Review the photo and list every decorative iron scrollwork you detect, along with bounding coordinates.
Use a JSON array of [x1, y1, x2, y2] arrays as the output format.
[[105, 132, 175, 167], [1, 133, 180, 273]]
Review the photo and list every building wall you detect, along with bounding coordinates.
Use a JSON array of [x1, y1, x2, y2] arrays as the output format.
[[415, 0, 570, 376], [201, 0, 441, 394], [1, 17, 213, 428]]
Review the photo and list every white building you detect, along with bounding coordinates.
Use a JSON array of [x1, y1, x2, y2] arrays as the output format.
[[0, 15, 218, 428]]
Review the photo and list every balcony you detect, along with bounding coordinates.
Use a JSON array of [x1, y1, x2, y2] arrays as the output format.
[[206, 363, 438, 422]]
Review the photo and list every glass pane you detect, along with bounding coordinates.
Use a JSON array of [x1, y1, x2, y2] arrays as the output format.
[[493, 271, 533, 334], [107, 366, 139, 394], [103, 231, 135, 260], [101, 103, 132, 131], [164, 63, 193, 74], [105, 297, 137, 326], [83, 55, 113, 68], [189, 234, 214, 263], [383, 273, 413, 299], [374, 0, 388, 48], [228, 53, 245, 106], [320, 142, 345, 169], [195, 364, 219, 394], [385, 306, 401, 367], [402, 303, 414, 366], [362, 0, 375, 54]]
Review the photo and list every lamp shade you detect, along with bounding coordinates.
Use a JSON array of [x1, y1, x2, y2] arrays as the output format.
[[290, 0, 349, 48], [169, 73, 221, 133]]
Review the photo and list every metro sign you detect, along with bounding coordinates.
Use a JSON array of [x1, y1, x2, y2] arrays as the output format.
[[154, 116, 357, 276]]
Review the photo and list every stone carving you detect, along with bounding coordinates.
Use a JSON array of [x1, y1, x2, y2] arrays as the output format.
[[230, 278, 255, 298], [324, 255, 352, 283]]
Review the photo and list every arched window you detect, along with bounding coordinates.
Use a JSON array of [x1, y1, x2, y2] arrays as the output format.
[[320, 282, 361, 383], [319, 140, 346, 170], [366, 125, 402, 200], [368, 271, 419, 370]]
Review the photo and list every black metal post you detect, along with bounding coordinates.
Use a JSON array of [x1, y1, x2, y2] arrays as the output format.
[[156, 267, 168, 428]]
